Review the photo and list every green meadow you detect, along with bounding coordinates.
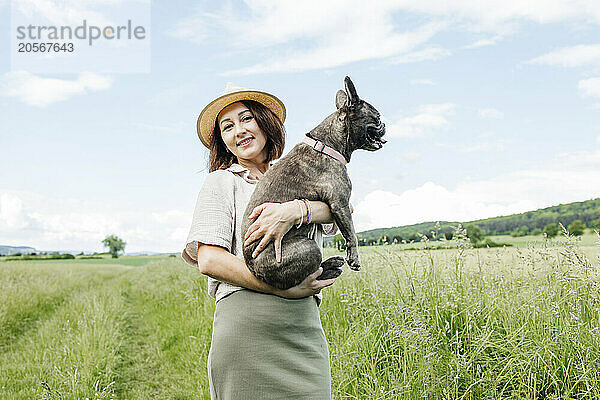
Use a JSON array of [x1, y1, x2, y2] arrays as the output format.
[[1, 233, 600, 399]]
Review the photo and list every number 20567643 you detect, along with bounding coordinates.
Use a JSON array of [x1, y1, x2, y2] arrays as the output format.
[[18, 42, 74, 52]]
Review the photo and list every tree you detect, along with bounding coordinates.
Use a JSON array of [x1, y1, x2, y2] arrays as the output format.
[[567, 220, 585, 236], [510, 225, 529, 237], [378, 234, 389, 245], [332, 234, 345, 251], [543, 223, 558, 238], [466, 225, 484, 244], [102, 235, 126, 258]]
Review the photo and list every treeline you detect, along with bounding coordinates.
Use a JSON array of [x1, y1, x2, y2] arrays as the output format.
[[327, 221, 465, 247], [0, 253, 76, 261], [324, 197, 600, 247], [470, 198, 600, 236]]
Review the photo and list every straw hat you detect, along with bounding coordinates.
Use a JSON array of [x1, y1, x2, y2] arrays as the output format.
[[196, 82, 286, 148]]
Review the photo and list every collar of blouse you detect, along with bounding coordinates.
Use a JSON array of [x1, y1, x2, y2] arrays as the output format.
[[226, 162, 274, 184]]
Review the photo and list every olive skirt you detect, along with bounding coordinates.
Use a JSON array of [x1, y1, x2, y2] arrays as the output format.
[[208, 290, 331, 399]]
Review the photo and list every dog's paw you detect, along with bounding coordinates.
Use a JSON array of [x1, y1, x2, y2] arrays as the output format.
[[321, 255, 345, 269], [346, 246, 360, 270], [347, 256, 361, 271], [317, 267, 343, 280]]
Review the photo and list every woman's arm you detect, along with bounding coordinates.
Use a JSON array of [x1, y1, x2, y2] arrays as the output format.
[[307, 200, 353, 223], [244, 200, 353, 260], [303, 200, 334, 224], [197, 242, 335, 298], [243, 200, 330, 260]]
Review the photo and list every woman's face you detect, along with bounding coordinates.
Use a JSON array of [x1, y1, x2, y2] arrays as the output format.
[[218, 101, 268, 164]]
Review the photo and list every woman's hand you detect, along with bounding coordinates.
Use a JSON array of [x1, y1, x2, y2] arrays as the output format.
[[274, 267, 336, 299], [244, 201, 300, 262]]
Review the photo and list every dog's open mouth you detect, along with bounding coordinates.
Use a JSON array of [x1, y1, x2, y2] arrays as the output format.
[[365, 122, 387, 150]]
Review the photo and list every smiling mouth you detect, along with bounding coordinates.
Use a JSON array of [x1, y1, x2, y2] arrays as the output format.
[[237, 137, 254, 147]]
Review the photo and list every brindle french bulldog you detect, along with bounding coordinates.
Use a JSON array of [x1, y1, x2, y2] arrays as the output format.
[[242, 76, 386, 290]]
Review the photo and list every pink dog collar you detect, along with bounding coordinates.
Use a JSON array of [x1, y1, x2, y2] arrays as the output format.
[[302, 136, 348, 165]]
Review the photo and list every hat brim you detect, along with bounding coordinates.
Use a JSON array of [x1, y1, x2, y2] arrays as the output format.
[[197, 90, 286, 148]]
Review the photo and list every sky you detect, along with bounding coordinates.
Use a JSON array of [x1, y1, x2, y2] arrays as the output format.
[[1, 0, 600, 253]]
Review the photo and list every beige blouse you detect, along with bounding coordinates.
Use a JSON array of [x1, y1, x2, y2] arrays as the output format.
[[181, 163, 338, 303]]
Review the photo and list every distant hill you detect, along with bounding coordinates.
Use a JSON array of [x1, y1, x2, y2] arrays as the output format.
[[326, 197, 600, 245], [467, 198, 600, 235], [0, 245, 36, 256]]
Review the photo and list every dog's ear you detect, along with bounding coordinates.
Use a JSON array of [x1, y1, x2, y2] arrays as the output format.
[[335, 90, 348, 110], [344, 76, 359, 107]]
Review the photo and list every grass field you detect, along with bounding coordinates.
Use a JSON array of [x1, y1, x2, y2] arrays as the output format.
[[1, 233, 599, 399], [488, 231, 600, 247]]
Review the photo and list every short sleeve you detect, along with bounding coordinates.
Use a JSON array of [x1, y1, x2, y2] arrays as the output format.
[[181, 170, 235, 267]]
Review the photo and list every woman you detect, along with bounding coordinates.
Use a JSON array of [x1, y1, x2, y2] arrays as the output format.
[[181, 83, 340, 399]]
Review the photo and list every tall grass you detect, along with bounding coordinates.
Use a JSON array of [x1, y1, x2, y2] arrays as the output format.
[[322, 232, 600, 399], [0, 234, 599, 399]]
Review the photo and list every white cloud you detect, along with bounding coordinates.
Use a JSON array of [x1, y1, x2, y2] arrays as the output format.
[[478, 108, 504, 119], [410, 79, 435, 86], [528, 44, 600, 68], [13, 0, 149, 26], [353, 148, 600, 231], [13, 0, 135, 29], [0, 191, 190, 253], [555, 148, 600, 168], [597, 135, 600, 145], [353, 183, 537, 231], [222, 21, 447, 75], [171, 2, 451, 75], [169, 1, 600, 75], [167, 10, 216, 45], [462, 35, 503, 49], [385, 103, 456, 138], [0, 71, 113, 107], [398, 1, 600, 30], [0, 194, 30, 230], [578, 77, 600, 97]]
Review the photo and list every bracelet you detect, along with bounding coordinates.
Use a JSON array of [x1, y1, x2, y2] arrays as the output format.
[[295, 199, 304, 228], [301, 199, 311, 224]]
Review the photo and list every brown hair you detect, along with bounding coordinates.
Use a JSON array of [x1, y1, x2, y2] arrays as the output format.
[[208, 100, 285, 172]]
